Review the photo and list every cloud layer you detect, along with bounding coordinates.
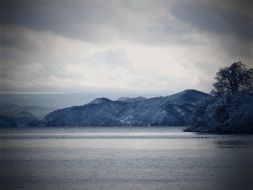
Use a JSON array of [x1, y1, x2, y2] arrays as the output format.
[[1, 0, 252, 95]]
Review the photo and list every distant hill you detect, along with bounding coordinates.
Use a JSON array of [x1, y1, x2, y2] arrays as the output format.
[[0, 104, 57, 127], [44, 89, 209, 127], [0, 104, 57, 118]]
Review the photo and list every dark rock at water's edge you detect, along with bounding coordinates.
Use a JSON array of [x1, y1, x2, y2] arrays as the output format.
[[43, 89, 208, 127]]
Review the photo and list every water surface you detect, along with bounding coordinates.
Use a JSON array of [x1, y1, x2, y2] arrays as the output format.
[[1, 127, 253, 190]]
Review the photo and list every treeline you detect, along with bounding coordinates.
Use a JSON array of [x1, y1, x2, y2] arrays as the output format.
[[188, 62, 253, 132]]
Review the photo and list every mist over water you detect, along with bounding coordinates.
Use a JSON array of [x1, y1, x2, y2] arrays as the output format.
[[1, 127, 253, 190]]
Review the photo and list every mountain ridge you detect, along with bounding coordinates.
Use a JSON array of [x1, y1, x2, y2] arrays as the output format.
[[44, 89, 209, 127]]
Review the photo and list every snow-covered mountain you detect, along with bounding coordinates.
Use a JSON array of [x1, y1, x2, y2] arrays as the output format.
[[44, 89, 209, 127]]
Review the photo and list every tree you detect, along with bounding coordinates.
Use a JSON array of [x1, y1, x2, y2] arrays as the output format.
[[212, 62, 253, 97], [190, 61, 253, 132]]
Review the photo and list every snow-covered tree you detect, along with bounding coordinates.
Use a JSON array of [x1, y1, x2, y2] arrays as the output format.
[[190, 62, 253, 132]]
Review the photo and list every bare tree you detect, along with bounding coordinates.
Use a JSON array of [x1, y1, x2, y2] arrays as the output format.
[[212, 62, 253, 97]]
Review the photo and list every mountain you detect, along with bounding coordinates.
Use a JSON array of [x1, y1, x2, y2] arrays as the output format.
[[0, 104, 57, 118], [44, 89, 209, 127], [0, 104, 56, 127], [117, 96, 147, 103], [87, 97, 112, 105], [0, 114, 36, 128]]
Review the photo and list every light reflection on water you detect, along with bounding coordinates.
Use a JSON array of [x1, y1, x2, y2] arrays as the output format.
[[0, 127, 253, 190]]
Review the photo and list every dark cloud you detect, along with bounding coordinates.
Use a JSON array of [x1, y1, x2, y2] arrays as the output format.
[[1, 0, 252, 50], [1, 0, 123, 41], [1, 0, 252, 40], [171, 0, 253, 41], [222, 0, 253, 17], [0, 0, 196, 44]]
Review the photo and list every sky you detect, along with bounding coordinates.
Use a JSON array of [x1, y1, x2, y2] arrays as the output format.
[[1, 0, 253, 96]]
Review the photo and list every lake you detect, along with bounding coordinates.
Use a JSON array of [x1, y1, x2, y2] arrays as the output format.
[[0, 127, 253, 190]]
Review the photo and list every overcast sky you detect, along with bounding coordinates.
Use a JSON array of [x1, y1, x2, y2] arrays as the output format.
[[1, 0, 253, 96]]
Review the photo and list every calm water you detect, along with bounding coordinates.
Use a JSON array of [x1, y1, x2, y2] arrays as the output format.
[[0, 127, 253, 190]]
